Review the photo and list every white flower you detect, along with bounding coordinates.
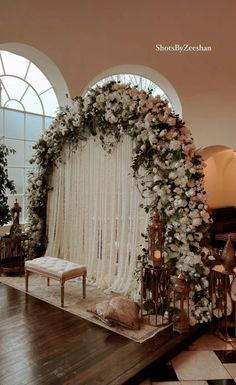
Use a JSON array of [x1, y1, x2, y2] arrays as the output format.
[[170, 140, 181, 151], [169, 171, 176, 179], [159, 129, 167, 137], [135, 121, 144, 132], [104, 111, 118, 123], [144, 112, 153, 122], [36, 180, 42, 187], [201, 210, 210, 222], [153, 174, 162, 182], [201, 278, 209, 289], [192, 217, 202, 226], [83, 96, 91, 110], [140, 144, 146, 151], [149, 133, 158, 145], [195, 284, 202, 292], [140, 130, 149, 141], [96, 94, 105, 104]]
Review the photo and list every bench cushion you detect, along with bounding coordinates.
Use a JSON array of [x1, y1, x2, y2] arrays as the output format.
[[25, 256, 87, 280]]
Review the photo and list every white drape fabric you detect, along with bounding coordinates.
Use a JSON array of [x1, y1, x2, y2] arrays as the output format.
[[46, 136, 148, 297]]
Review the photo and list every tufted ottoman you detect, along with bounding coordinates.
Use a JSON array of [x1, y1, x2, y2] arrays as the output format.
[[25, 256, 87, 307]]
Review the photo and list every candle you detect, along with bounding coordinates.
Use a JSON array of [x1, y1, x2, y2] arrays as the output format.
[[154, 250, 161, 261]]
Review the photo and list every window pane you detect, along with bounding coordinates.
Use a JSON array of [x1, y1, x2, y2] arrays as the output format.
[[25, 168, 32, 190], [5, 195, 15, 226], [21, 87, 43, 114], [45, 116, 53, 129], [7, 167, 24, 194], [25, 140, 35, 164], [5, 109, 24, 139], [1, 51, 29, 78], [1, 76, 28, 100], [40, 88, 59, 116], [1, 86, 9, 106], [5, 138, 24, 167], [26, 113, 43, 140], [26, 62, 51, 94], [23, 196, 28, 223]]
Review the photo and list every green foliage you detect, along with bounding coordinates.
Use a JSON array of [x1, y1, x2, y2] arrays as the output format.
[[0, 144, 16, 226]]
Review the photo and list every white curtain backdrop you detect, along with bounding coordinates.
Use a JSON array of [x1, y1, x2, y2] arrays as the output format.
[[46, 135, 148, 296]]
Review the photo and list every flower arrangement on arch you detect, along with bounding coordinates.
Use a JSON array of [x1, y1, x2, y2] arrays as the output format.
[[27, 81, 212, 324]]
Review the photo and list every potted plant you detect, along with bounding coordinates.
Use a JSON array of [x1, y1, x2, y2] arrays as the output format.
[[0, 144, 16, 226]]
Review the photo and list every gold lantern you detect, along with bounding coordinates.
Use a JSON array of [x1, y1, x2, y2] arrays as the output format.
[[210, 236, 236, 342], [140, 264, 171, 327], [148, 210, 164, 268], [140, 210, 171, 327], [173, 272, 190, 333]]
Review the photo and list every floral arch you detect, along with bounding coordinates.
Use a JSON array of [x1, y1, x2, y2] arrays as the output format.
[[27, 81, 211, 324]]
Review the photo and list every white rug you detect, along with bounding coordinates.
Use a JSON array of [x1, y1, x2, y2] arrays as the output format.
[[0, 274, 170, 343]]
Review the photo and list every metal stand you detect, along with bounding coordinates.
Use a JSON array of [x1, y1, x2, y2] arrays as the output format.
[[140, 265, 171, 327]]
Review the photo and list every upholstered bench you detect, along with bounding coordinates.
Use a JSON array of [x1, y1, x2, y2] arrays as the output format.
[[25, 256, 87, 307]]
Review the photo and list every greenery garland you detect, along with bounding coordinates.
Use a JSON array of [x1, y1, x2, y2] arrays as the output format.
[[27, 81, 212, 324]]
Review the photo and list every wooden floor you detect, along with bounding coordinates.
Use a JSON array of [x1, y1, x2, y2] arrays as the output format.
[[0, 282, 207, 385]]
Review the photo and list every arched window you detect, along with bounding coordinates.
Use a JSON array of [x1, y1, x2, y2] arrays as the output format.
[[84, 64, 182, 116], [0, 50, 60, 223], [90, 73, 170, 103]]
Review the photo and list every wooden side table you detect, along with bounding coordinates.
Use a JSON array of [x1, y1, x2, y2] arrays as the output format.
[[0, 234, 28, 275]]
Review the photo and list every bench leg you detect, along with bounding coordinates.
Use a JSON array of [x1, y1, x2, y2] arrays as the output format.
[[61, 280, 65, 307], [82, 275, 86, 299], [47, 277, 50, 286], [25, 270, 29, 292]]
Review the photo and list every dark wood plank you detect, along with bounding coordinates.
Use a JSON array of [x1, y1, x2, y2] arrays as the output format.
[[0, 282, 207, 385]]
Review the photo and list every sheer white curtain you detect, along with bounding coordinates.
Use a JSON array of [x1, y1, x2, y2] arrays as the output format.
[[46, 135, 148, 296]]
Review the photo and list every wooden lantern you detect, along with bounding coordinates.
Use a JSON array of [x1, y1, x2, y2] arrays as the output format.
[[148, 210, 164, 268], [210, 236, 236, 342], [173, 272, 190, 333]]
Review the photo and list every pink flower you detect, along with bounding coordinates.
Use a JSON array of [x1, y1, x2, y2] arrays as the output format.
[[167, 117, 176, 126], [165, 128, 175, 140]]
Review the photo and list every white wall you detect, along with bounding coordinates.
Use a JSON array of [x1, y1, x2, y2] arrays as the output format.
[[203, 148, 236, 208]]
